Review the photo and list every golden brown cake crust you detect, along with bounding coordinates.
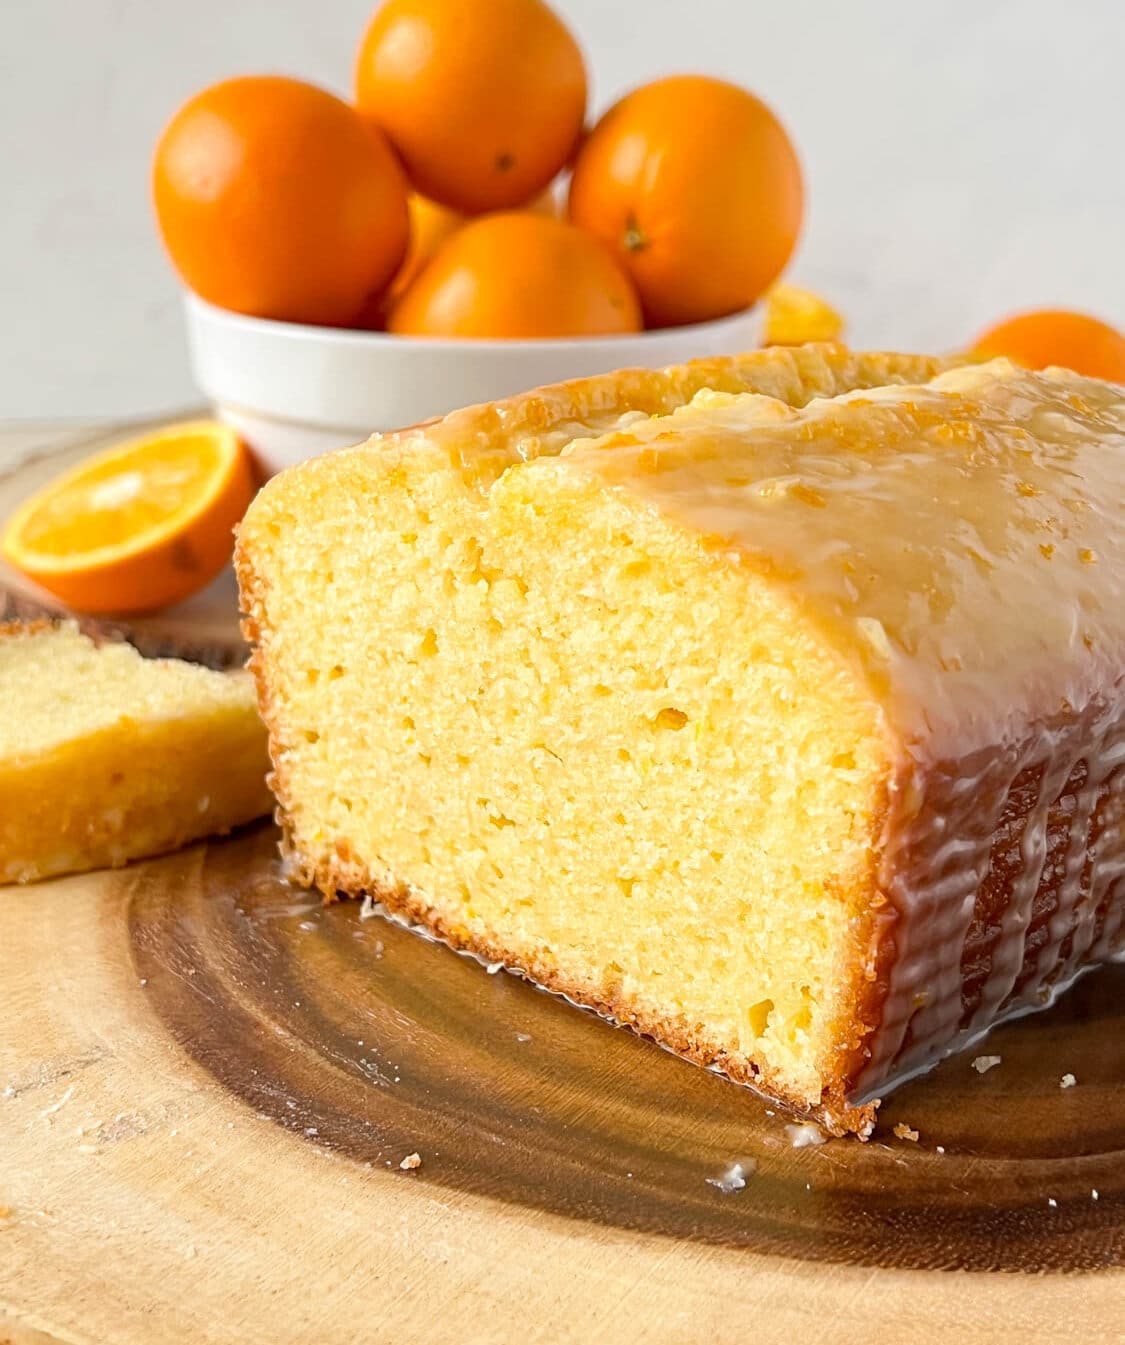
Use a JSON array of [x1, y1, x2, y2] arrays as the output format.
[[285, 834, 880, 1137], [383, 343, 956, 485], [0, 617, 57, 641]]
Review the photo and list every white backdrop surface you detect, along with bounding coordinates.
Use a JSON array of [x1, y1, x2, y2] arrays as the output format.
[[1, 0, 1122, 417]]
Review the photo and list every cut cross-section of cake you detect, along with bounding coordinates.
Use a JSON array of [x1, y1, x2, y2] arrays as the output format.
[[235, 344, 1125, 1134]]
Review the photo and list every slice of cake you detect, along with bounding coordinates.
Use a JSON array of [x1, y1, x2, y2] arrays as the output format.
[[0, 622, 272, 884], [235, 343, 1125, 1133]]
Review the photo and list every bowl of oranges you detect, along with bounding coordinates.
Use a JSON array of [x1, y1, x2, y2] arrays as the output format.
[[154, 0, 806, 472]]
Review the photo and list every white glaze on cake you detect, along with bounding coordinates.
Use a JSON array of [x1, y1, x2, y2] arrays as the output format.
[[562, 361, 1125, 1099]]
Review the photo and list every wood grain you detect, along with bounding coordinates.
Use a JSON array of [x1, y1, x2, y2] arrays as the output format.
[[0, 428, 1123, 1342], [1, 825, 1123, 1343]]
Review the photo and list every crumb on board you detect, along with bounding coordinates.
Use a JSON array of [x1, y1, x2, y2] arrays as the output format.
[[784, 1121, 828, 1148], [892, 1123, 919, 1142], [40, 1085, 75, 1118], [1060, 1073, 1077, 1089], [399, 1152, 422, 1171], [0, 1205, 12, 1220], [972, 1054, 1002, 1074], [706, 1160, 755, 1193]]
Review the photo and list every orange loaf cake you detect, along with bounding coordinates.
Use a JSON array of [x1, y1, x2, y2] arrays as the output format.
[[235, 345, 1125, 1133]]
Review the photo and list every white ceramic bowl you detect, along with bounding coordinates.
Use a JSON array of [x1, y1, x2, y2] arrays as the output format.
[[183, 293, 762, 475]]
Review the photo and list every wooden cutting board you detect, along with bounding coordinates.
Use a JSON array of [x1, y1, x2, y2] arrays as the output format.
[[1, 425, 1122, 1345]]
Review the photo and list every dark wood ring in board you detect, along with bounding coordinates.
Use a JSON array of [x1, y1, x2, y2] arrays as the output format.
[[128, 825, 1124, 1273], [0, 420, 247, 669]]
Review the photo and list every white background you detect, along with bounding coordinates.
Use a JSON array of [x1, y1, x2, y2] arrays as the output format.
[[1, 0, 1122, 418]]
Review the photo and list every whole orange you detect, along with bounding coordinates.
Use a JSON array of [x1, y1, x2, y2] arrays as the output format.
[[354, 194, 465, 328], [360, 189, 562, 329], [972, 310, 1125, 382], [153, 76, 409, 326], [568, 75, 804, 328], [355, 0, 586, 214], [395, 196, 465, 297], [388, 213, 641, 339]]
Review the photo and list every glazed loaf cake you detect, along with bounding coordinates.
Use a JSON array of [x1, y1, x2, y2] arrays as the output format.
[[236, 345, 1125, 1133]]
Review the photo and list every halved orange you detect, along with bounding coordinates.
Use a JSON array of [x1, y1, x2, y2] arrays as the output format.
[[762, 283, 845, 346], [1, 421, 256, 615]]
